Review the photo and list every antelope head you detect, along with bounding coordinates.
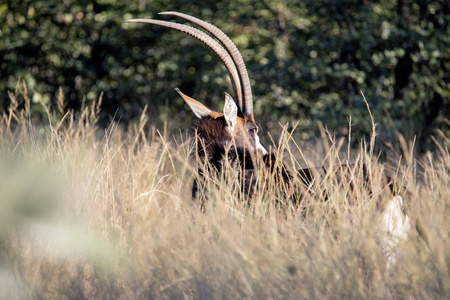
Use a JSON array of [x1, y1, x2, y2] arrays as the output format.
[[125, 12, 268, 170]]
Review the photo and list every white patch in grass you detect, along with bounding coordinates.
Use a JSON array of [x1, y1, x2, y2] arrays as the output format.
[[378, 195, 411, 267]]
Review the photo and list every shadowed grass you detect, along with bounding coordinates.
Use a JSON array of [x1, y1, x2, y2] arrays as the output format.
[[0, 83, 449, 299]]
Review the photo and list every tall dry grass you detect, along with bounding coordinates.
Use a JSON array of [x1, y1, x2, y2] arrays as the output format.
[[0, 83, 449, 299]]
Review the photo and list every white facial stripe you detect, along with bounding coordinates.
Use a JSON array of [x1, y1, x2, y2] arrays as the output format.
[[255, 134, 268, 155]]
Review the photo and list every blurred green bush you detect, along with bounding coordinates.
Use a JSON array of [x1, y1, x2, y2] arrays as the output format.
[[1, 0, 449, 151]]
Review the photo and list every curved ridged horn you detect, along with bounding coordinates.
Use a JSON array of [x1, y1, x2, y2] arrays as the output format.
[[124, 19, 243, 112], [159, 12, 253, 116]]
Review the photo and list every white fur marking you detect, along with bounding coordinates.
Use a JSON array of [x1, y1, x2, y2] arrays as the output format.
[[255, 134, 268, 155], [379, 195, 410, 267]]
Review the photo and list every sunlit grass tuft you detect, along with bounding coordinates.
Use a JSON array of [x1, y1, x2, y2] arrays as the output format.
[[1, 83, 449, 299]]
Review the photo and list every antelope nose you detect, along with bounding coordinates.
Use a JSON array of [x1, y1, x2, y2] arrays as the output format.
[[255, 135, 268, 155]]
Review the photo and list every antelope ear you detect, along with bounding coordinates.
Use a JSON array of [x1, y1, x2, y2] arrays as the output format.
[[223, 93, 237, 134], [175, 88, 212, 118]]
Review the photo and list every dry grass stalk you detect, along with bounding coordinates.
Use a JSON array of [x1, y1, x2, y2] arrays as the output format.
[[0, 84, 448, 299]]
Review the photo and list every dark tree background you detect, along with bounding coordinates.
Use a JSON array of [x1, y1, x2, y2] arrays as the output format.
[[1, 0, 449, 151]]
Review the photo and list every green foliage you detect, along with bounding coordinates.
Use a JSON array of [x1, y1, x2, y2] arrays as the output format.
[[1, 0, 449, 150]]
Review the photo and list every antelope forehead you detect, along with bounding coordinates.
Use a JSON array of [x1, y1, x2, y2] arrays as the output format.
[[236, 116, 246, 125], [241, 118, 257, 130], [229, 116, 251, 131]]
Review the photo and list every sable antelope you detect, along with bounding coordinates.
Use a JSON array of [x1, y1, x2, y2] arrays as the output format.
[[125, 13, 410, 263], [125, 12, 271, 199]]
